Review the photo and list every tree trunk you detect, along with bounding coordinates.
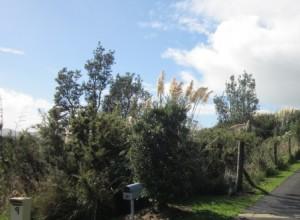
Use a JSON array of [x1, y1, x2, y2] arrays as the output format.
[[235, 140, 245, 193]]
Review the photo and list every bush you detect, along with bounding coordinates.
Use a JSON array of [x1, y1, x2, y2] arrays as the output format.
[[131, 101, 195, 207], [34, 112, 132, 220], [192, 128, 237, 193], [252, 113, 277, 139], [0, 132, 45, 208]]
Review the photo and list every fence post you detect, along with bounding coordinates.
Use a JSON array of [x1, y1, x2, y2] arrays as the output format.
[[274, 141, 278, 167], [236, 140, 245, 192], [288, 136, 292, 159]]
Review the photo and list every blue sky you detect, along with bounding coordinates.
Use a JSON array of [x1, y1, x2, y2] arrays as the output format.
[[1, 0, 300, 129], [0, 0, 201, 98], [0, 0, 216, 129]]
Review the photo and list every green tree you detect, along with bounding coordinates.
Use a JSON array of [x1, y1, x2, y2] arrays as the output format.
[[103, 73, 150, 117], [38, 107, 66, 169], [214, 72, 259, 124], [131, 101, 194, 207], [54, 67, 82, 121], [0, 132, 45, 204], [83, 42, 114, 112], [35, 111, 132, 220], [14, 132, 45, 192], [0, 135, 15, 205], [252, 113, 277, 139]]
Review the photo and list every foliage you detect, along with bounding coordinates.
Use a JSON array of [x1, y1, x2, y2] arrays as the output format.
[[291, 119, 300, 144], [156, 71, 212, 123], [194, 128, 236, 176], [35, 112, 132, 220], [0, 132, 45, 208], [14, 132, 45, 192], [2, 43, 300, 220], [83, 42, 114, 112], [131, 73, 213, 207], [252, 113, 277, 139], [38, 108, 66, 170], [54, 67, 82, 121], [131, 101, 195, 206], [214, 72, 259, 124], [277, 108, 300, 135], [173, 161, 300, 220], [103, 73, 150, 118], [52, 41, 115, 125]]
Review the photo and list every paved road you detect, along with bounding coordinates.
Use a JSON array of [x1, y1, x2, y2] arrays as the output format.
[[240, 169, 300, 219]]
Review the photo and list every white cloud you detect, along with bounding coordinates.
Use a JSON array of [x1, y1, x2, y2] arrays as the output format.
[[177, 16, 210, 34], [0, 47, 24, 55], [138, 21, 169, 31], [0, 88, 51, 131], [163, 0, 300, 107]]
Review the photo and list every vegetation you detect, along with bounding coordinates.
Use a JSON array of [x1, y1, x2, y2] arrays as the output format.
[[1, 42, 300, 220], [214, 72, 259, 125], [131, 72, 212, 208], [174, 161, 300, 220], [103, 73, 150, 118]]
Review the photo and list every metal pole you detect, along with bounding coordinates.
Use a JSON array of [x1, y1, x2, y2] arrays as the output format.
[[130, 199, 134, 220]]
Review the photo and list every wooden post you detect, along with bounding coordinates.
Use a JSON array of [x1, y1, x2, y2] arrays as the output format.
[[273, 126, 279, 167], [236, 140, 245, 192], [288, 136, 292, 159], [274, 141, 278, 167]]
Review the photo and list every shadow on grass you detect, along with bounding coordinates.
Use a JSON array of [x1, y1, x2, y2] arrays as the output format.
[[159, 206, 232, 220]]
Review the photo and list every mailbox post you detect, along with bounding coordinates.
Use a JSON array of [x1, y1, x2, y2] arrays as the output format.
[[123, 183, 143, 220], [9, 197, 32, 220]]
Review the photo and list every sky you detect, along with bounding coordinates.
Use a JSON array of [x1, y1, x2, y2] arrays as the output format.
[[1, 0, 300, 130]]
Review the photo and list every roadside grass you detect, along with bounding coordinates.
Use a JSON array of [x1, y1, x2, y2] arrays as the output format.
[[2, 162, 300, 220], [0, 214, 7, 220], [168, 161, 300, 220]]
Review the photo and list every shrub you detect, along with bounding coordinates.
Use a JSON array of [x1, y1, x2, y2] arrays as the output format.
[[192, 128, 237, 193], [131, 101, 195, 207], [252, 113, 277, 139], [35, 112, 132, 220]]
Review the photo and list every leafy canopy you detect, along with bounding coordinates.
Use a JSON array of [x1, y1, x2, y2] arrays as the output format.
[[103, 73, 150, 118], [214, 72, 259, 124]]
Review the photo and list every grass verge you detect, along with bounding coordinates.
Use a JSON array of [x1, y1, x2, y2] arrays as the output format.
[[168, 161, 300, 220], [2, 162, 300, 220]]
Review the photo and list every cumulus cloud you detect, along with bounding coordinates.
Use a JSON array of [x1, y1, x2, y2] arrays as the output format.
[[0, 88, 51, 131], [163, 0, 300, 107], [0, 47, 24, 55]]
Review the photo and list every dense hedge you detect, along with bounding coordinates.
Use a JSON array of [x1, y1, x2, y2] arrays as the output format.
[[1, 109, 300, 219]]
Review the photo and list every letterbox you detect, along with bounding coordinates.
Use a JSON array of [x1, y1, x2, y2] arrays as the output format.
[[9, 197, 31, 220], [123, 183, 143, 200]]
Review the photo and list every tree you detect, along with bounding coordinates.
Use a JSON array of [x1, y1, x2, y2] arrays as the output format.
[[252, 113, 277, 139], [83, 42, 114, 113], [38, 111, 132, 220], [213, 95, 229, 123], [131, 73, 213, 207], [214, 72, 259, 124], [131, 101, 194, 207], [54, 67, 82, 124], [14, 132, 45, 192], [38, 107, 66, 169], [103, 73, 150, 118]]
